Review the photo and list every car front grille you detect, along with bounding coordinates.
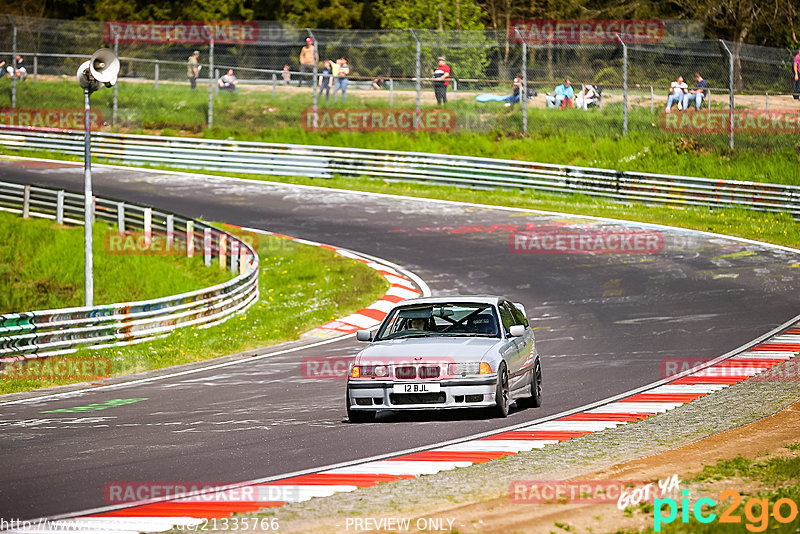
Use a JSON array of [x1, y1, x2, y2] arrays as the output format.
[[395, 366, 416, 379], [419, 365, 440, 379]]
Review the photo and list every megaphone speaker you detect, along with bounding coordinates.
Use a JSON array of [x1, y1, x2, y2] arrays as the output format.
[[76, 60, 101, 92], [89, 48, 119, 86]]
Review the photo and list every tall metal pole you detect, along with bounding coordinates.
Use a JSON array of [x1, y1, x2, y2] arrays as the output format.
[[8, 15, 17, 110], [308, 29, 318, 130], [616, 34, 628, 135], [518, 29, 527, 135], [112, 36, 119, 127], [208, 38, 214, 128], [84, 89, 94, 307], [719, 40, 734, 149], [410, 30, 421, 129]]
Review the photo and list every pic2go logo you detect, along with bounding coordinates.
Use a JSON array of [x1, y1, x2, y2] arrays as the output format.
[[654, 489, 799, 532]]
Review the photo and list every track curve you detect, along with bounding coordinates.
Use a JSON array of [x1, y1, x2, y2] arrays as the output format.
[[1, 157, 799, 521]]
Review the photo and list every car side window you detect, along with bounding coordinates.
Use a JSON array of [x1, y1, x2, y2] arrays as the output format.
[[498, 303, 515, 335], [510, 303, 528, 327]]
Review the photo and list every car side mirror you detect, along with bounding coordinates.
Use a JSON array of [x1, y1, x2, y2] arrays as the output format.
[[509, 325, 526, 338], [356, 330, 372, 342]]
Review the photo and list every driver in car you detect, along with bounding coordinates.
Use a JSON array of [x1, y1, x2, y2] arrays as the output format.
[[408, 318, 427, 331]]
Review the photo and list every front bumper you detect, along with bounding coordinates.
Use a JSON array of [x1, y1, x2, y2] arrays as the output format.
[[347, 376, 498, 411]]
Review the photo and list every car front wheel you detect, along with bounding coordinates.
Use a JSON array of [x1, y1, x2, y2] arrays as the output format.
[[493, 364, 510, 418], [346, 388, 376, 423]]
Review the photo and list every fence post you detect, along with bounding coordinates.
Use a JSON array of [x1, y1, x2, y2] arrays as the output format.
[[650, 86, 654, 114], [33, 55, 38, 82], [308, 29, 318, 130], [389, 78, 394, 107], [203, 228, 212, 266], [230, 240, 239, 273], [410, 29, 421, 129], [616, 34, 628, 135], [719, 40, 734, 149], [452, 78, 457, 102], [144, 207, 152, 245], [8, 15, 17, 110], [22, 185, 30, 218], [112, 35, 119, 127], [186, 220, 194, 257], [208, 38, 214, 129], [765, 91, 768, 112], [166, 213, 174, 249], [519, 30, 528, 135], [239, 246, 247, 275], [117, 202, 124, 233], [154, 62, 159, 90], [56, 190, 64, 224], [219, 234, 227, 269], [272, 73, 276, 96]]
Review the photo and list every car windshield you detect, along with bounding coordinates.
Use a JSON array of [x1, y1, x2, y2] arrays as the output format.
[[376, 303, 501, 340]]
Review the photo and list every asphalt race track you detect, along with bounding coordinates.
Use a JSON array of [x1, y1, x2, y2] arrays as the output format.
[[1, 158, 799, 521]]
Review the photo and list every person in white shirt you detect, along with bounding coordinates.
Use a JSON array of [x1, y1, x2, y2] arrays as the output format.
[[666, 75, 688, 112]]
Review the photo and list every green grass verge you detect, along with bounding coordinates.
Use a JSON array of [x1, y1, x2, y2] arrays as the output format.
[[1, 78, 798, 185], [0, 230, 389, 395], [614, 447, 800, 533], [0, 210, 233, 313]]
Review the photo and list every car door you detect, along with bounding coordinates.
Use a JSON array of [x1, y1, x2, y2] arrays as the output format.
[[510, 302, 535, 372], [498, 301, 525, 376]]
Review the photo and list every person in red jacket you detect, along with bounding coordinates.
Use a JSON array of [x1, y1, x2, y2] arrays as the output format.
[[433, 57, 451, 105]]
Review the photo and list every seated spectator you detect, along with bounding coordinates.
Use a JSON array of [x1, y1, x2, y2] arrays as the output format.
[[281, 65, 291, 85], [5, 55, 27, 80], [666, 75, 688, 112], [372, 76, 385, 90], [545, 79, 574, 109], [575, 84, 600, 109], [504, 73, 523, 106], [218, 69, 237, 92], [682, 72, 707, 110]]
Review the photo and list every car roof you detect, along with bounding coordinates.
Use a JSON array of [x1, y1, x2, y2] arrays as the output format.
[[393, 295, 506, 307]]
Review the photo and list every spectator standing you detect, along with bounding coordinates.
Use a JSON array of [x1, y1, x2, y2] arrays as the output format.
[[665, 75, 688, 112], [682, 72, 708, 110], [333, 58, 349, 103], [299, 37, 315, 87], [282, 64, 291, 85], [187, 51, 200, 89], [218, 68, 237, 92], [794, 48, 800, 100], [432, 57, 450, 105], [545, 79, 574, 109], [319, 59, 332, 101]]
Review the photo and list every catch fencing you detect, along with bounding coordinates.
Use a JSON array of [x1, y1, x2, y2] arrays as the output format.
[[0, 128, 796, 219], [0, 178, 260, 361], [0, 15, 798, 149]]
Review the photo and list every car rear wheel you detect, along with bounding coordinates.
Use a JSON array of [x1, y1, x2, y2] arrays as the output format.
[[493, 364, 510, 418], [346, 388, 376, 423], [517, 360, 542, 409]]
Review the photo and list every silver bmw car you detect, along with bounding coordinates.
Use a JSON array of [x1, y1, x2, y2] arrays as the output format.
[[346, 296, 542, 422]]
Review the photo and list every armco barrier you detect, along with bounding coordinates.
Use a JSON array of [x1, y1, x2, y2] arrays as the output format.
[[0, 179, 259, 362], [1, 128, 798, 217]]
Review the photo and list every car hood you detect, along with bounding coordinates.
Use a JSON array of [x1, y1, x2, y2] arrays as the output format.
[[356, 336, 501, 364]]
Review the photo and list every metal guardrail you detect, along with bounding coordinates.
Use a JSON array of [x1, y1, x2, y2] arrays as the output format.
[[0, 179, 259, 361], [0, 128, 798, 218]]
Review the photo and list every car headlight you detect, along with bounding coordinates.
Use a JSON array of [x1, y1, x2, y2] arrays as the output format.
[[374, 365, 388, 377], [448, 363, 483, 376]]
